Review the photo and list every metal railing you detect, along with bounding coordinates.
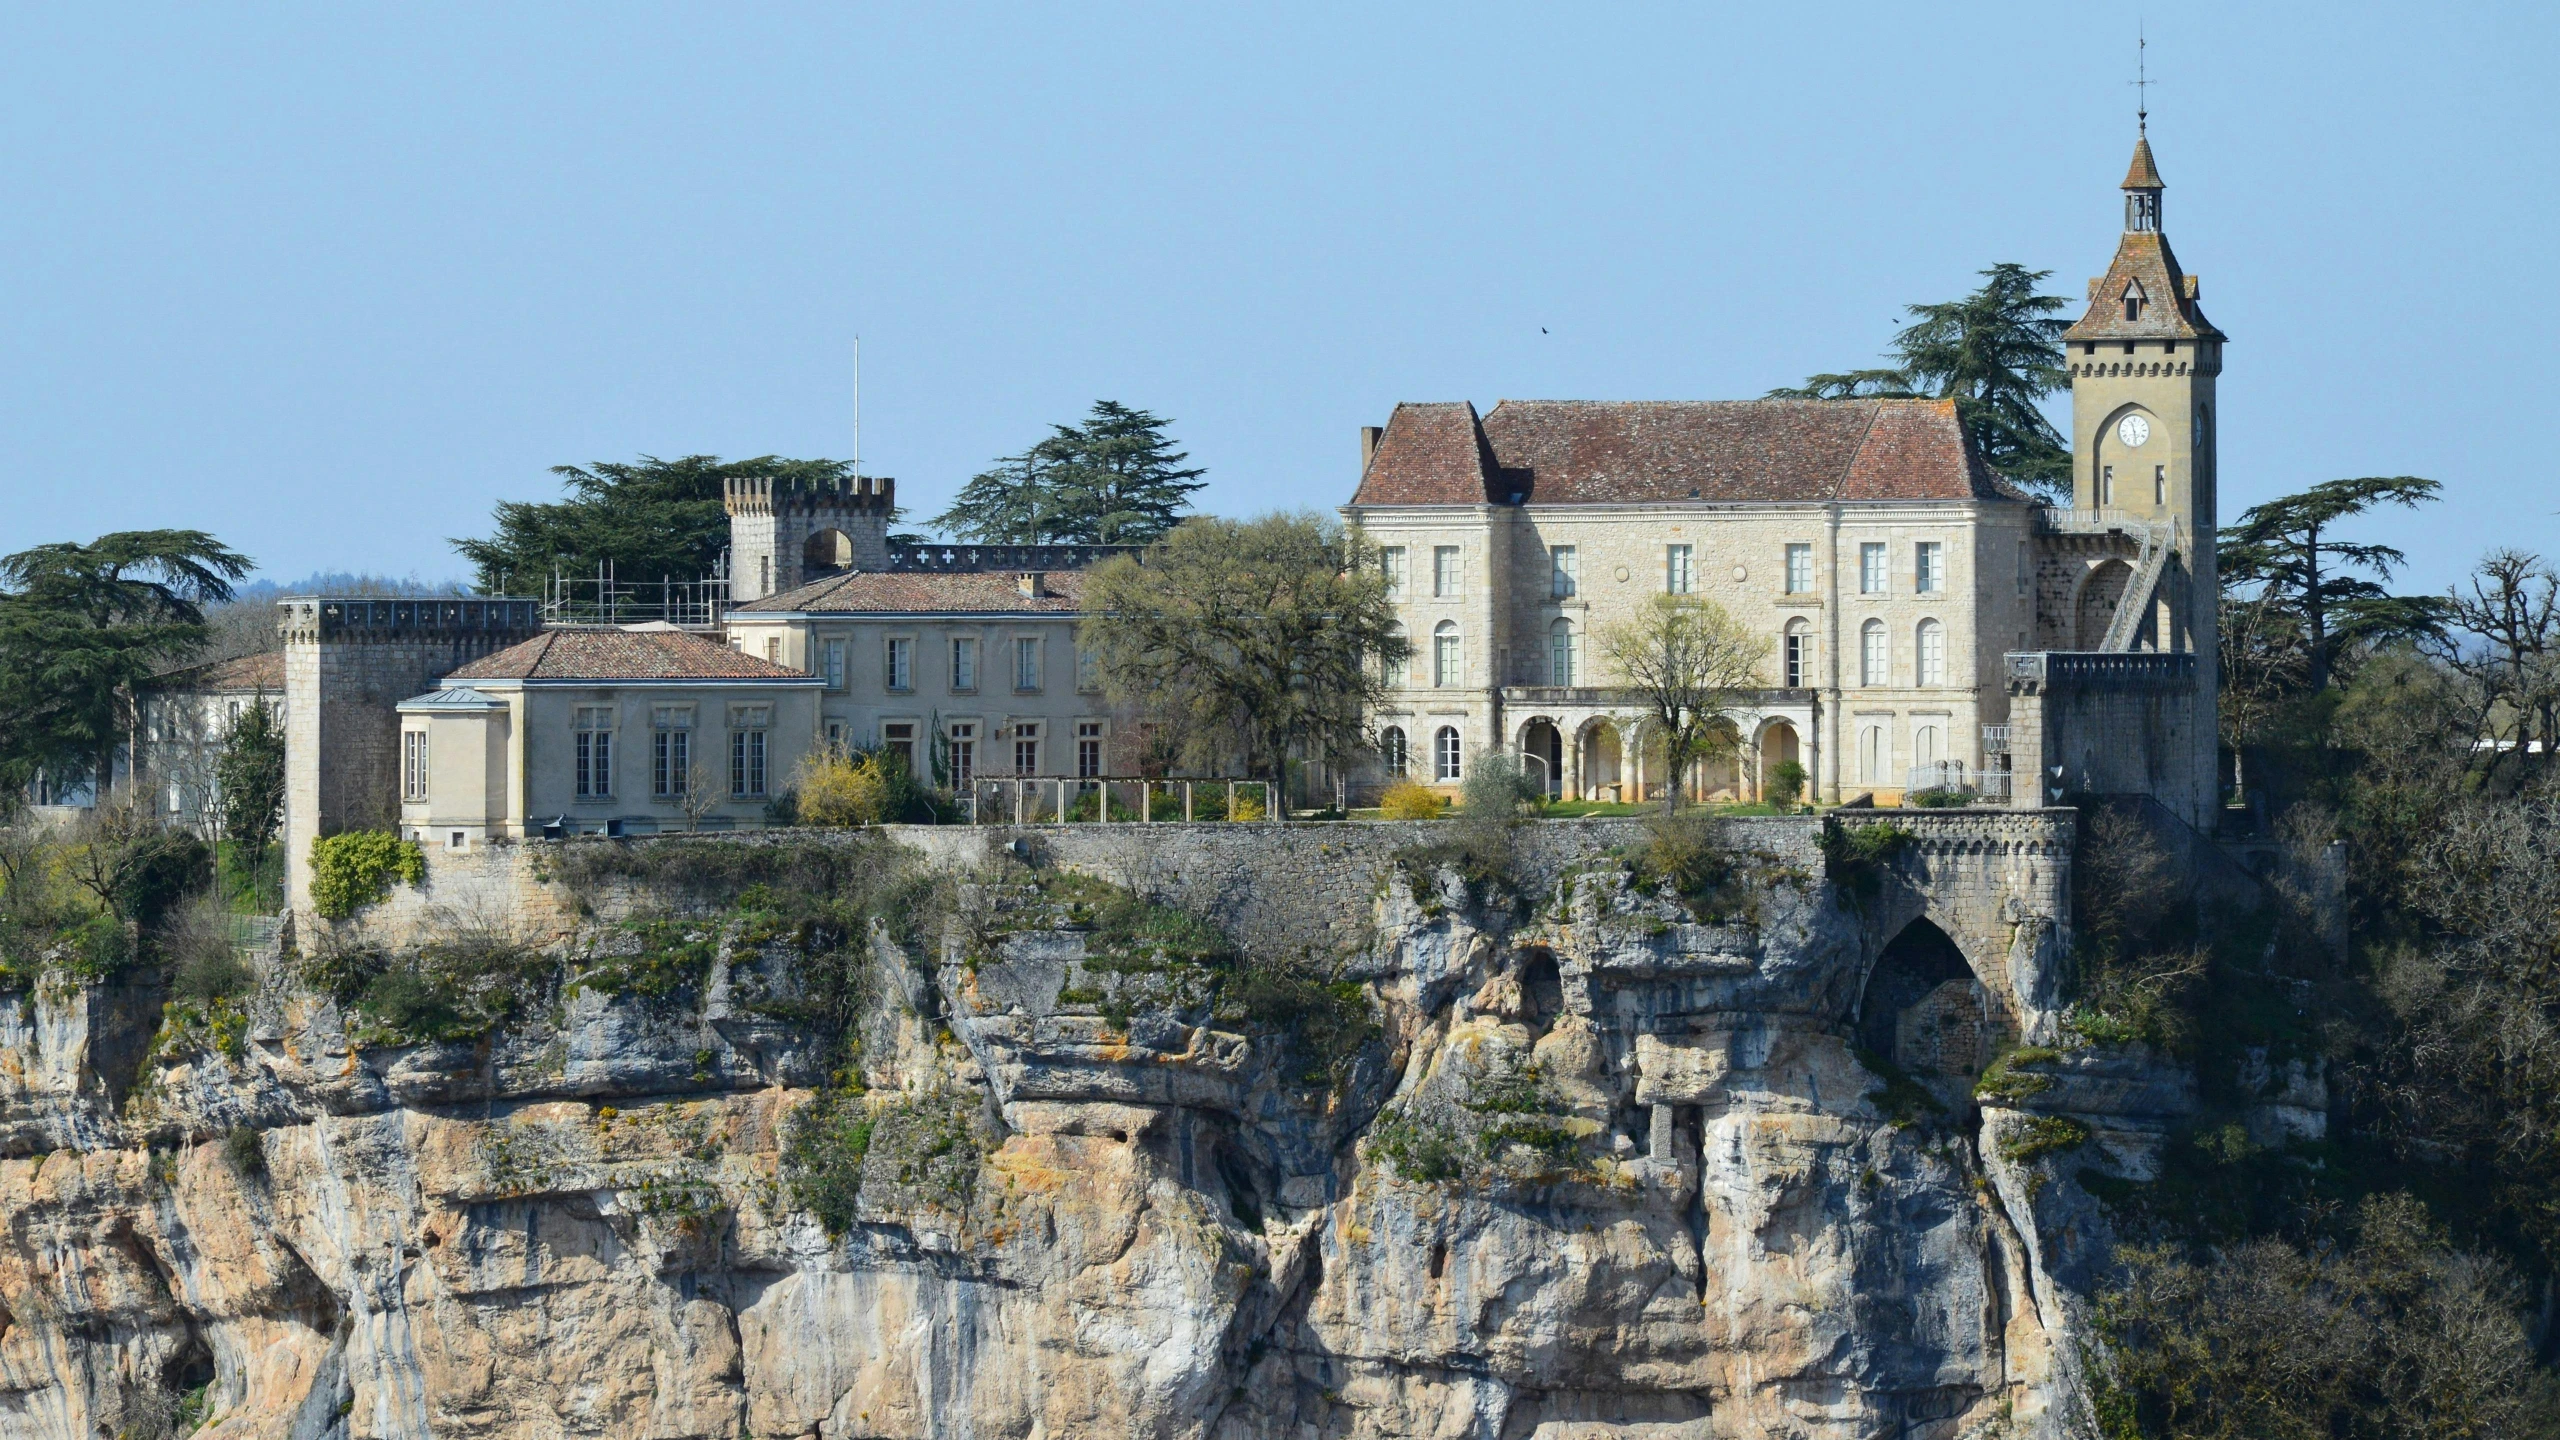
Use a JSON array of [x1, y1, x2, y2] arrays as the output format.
[[888, 543, 1144, 573], [536, 560, 732, 628], [1980, 725, 2012, 754], [964, 775, 1281, 824], [1905, 761, 2011, 801]]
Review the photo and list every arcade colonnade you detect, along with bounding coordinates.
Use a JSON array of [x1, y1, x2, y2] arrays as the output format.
[[1485, 699, 1814, 804]]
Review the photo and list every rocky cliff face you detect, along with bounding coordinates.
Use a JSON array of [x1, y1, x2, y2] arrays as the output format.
[[0, 821, 2193, 1440]]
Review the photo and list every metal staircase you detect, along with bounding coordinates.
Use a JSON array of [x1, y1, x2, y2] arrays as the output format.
[[2099, 517, 2179, 652]]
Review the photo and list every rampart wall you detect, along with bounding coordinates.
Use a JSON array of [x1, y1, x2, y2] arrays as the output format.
[[329, 809, 2083, 1039]]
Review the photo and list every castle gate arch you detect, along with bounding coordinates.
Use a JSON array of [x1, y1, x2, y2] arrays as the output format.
[[804, 528, 857, 573], [1841, 814, 2075, 1053]]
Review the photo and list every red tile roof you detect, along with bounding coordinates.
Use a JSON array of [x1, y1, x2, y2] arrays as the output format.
[[1353, 402, 1503, 505], [1348, 397, 2005, 507], [444, 627, 813, 682], [2063, 230, 2224, 344], [154, 651, 284, 692], [738, 568, 1091, 616]]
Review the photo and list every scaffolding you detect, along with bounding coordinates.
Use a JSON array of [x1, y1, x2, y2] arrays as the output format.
[[536, 557, 732, 628]]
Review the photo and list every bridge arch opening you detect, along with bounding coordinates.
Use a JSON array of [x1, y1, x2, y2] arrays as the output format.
[[1857, 916, 1991, 1082]]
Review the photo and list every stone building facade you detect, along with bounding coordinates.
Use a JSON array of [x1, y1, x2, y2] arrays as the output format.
[[396, 626, 821, 844], [1342, 131, 2223, 826]]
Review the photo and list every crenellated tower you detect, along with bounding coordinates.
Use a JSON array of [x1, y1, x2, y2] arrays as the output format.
[[725, 473, 896, 602]]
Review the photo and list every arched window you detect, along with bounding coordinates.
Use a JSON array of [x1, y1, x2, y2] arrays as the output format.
[[1380, 726, 1408, 777], [1860, 619, 1886, 687], [1858, 724, 1885, 783], [1433, 621, 1461, 688], [1783, 618, 1812, 688], [1434, 726, 1462, 782], [1383, 625, 1408, 688], [1548, 617, 1577, 686], [1913, 723, 1942, 768], [1915, 619, 1945, 686]]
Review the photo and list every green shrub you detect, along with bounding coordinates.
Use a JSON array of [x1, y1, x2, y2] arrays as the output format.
[[1766, 759, 1807, 808], [1368, 1108, 1468, 1183], [782, 1087, 875, 1235], [222, 1125, 265, 1179], [1974, 1046, 2061, 1104], [308, 831, 426, 919], [1631, 812, 1754, 921], [1820, 818, 1914, 901], [1999, 1114, 2091, 1164], [114, 831, 213, 928], [1907, 786, 1976, 808]]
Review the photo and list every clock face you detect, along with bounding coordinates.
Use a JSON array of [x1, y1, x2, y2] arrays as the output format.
[[2116, 414, 2152, 448]]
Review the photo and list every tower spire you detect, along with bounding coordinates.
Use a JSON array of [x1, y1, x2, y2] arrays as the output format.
[[2120, 35, 2165, 236]]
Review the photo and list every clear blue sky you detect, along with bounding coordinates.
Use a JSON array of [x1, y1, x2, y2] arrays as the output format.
[[3, 3, 2550, 594]]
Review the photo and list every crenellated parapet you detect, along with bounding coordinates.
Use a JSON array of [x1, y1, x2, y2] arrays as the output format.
[[722, 473, 895, 518]]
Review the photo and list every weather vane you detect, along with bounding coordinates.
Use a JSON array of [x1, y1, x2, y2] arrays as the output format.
[[2132, 26, 2152, 135]]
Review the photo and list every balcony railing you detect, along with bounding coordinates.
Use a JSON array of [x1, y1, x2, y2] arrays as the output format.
[[1980, 724, 2012, 754], [1906, 761, 2012, 801]]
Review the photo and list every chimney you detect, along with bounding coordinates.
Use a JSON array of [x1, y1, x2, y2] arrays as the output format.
[[1360, 426, 1385, 474], [1016, 572, 1046, 598]]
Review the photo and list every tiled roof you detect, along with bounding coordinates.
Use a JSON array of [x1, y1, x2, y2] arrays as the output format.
[[1350, 397, 2004, 507], [737, 567, 1091, 616], [152, 651, 284, 692], [444, 627, 813, 682], [1351, 402, 1503, 505], [2122, 135, 2164, 190], [2063, 230, 2224, 344]]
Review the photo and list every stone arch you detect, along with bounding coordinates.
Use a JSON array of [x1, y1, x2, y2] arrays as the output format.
[[803, 528, 857, 572], [1754, 718, 1801, 802], [2075, 558, 2134, 649], [2092, 401, 2158, 510], [1517, 717, 1565, 798], [1576, 717, 1625, 801], [1855, 916, 1992, 1081]]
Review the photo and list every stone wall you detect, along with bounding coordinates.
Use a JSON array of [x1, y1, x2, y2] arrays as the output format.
[[335, 810, 2078, 1037], [281, 598, 542, 913]]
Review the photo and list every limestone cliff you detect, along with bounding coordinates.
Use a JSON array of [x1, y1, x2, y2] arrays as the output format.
[[0, 817, 2198, 1439]]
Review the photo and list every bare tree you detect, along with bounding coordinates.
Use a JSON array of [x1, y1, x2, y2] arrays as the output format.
[[2438, 549, 2560, 788], [1596, 595, 1770, 814], [679, 756, 723, 832]]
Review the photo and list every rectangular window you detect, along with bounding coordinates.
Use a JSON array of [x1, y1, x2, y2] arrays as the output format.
[[1014, 636, 1040, 692], [886, 636, 913, 691], [1784, 543, 1813, 594], [947, 723, 976, 789], [1859, 543, 1887, 594], [1434, 627, 1461, 687], [574, 706, 613, 799], [1076, 721, 1104, 779], [1915, 542, 1944, 595], [651, 705, 694, 798], [1013, 723, 1040, 776], [2016, 541, 2030, 596], [951, 637, 978, 691], [1432, 545, 1462, 599], [1384, 635, 1408, 689], [883, 721, 917, 774], [2154, 464, 2166, 506], [1665, 544, 1694, 595], [1076, 643, 1100, 692], [729, 705, 770, 797], [1550, 546, 1578, 599], [1381, 546, 1407, 599], [402, 730, 429, 802], [823, 637, 846, 690], [765, 636, 784, 665]]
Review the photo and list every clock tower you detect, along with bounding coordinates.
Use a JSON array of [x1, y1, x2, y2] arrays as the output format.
[[2059, 128, 2228, 814]]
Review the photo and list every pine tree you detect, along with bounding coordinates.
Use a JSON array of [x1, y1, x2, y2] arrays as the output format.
[[934, 402, 1206, 545], [452, 455, 859, 593], [1771, 263, 2073, 499]]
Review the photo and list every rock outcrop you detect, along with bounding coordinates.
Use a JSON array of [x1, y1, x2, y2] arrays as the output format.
[[0, 818, 2192, 1439]]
